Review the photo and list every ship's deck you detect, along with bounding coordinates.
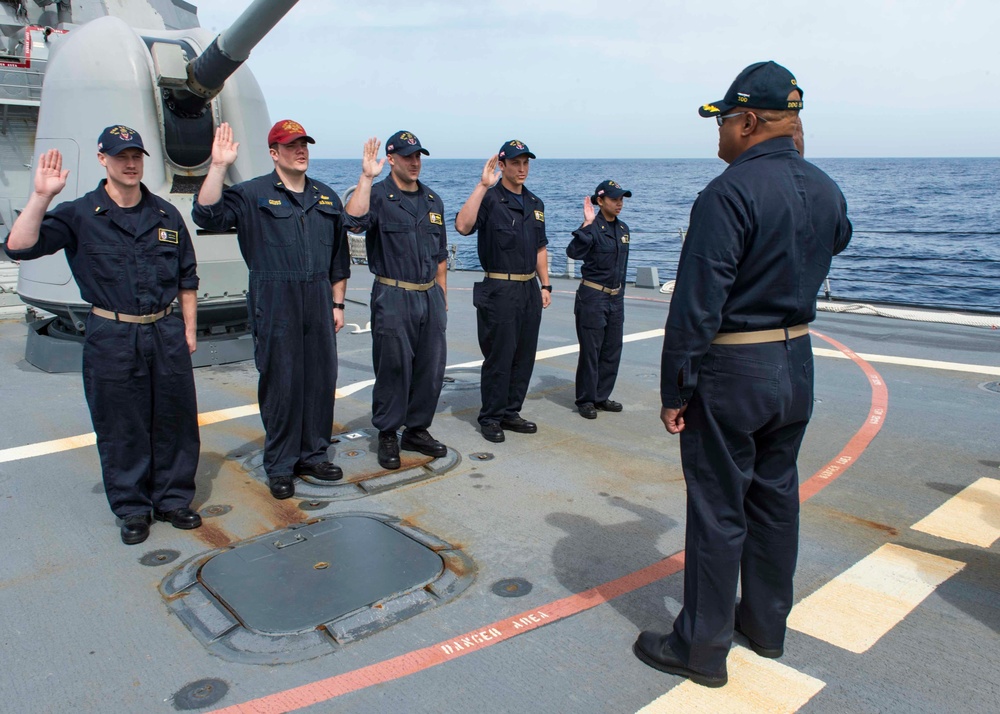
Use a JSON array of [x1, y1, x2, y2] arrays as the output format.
[[0, 269, 998, 713]]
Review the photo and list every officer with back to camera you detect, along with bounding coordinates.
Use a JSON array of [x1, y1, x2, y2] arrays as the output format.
[[454, 140, 552, 443], [347, 130, 449, 470], [193, 121, 378, 500], [567, 179, 632, 419], [632, 61, 852, 687], [4, 126, 202, 545]]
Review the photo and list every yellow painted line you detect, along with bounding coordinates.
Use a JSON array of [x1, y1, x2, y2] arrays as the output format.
[[786, 543, 965, 654], [910, 477, 1000, 547], [813, 347, 1000, 377], [638, 646, 825, 714]]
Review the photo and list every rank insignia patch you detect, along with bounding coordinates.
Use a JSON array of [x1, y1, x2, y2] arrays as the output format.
[[429, 212, 443, 225], [158, 228, 179, 244]]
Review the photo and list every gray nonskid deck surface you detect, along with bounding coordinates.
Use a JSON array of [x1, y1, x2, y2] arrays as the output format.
[[0, 270, 997, 713]]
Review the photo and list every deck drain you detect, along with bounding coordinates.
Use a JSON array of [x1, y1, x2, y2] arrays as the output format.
[[200, 504, 231, 518], [171, 678, 228, 710], [981, 381, 1000, 394], [337, 449, 367, 460], [140, 549, 180, 567], [470, 452, 494, 461], [492, 578, 532, 598], [299, 500, 329, 511]]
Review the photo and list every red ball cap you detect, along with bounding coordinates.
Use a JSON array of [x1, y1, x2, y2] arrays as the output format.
[[267, 119, 315, 146]]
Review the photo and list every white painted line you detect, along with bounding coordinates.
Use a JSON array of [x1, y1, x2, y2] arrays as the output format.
[[197, 404, 260, 425], [0, 432, 97, 463], [911, 477, 1000, 548], [786, 543, 965, 654], [2, 326, 994, 464], [637, 646, 825, 714], [813, 347, 1000, 377]]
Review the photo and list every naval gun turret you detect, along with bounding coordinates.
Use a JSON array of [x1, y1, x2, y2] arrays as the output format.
[[2, 0, 300, 371]]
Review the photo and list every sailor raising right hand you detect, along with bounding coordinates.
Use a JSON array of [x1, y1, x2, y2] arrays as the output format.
[[192, 120, 372, 501]]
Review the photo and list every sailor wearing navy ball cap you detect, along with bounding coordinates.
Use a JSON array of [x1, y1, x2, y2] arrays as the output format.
[[360, 130, 450, 471], [455, 140, 551, 443], [566, 179, 633, 420], [4, 125, 202, 545], [633, 61, 852, 687]]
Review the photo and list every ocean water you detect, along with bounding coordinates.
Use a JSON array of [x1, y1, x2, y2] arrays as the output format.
[[310, 157, 1000, 313]]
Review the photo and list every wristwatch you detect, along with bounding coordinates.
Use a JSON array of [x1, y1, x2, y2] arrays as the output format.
[[541, 285, 552, 292], [332, 302, 346, 310]]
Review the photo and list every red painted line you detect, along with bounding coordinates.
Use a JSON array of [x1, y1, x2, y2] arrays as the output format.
[[799, 330, 889, 502], [212, 554, 686, 714], [211, 329, 887, 714]]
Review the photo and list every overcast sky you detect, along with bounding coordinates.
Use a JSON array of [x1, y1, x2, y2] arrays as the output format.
[[195, 0, 999, 159]]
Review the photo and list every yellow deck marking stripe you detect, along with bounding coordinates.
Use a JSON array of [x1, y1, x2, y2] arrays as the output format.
[[786, 543, 965, 654], [813, 347, 1000, 376], [637, 647, 825, 713], [910, 477, 1000, 547], [2, 330, 995, 464]]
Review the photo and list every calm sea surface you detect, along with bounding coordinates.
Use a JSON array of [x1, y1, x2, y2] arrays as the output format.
[[310, 157, 1000, 313]]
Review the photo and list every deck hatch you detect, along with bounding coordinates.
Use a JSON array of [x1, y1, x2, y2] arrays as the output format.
[[200, 516, 444, 634], [162, 513, 475, 664]]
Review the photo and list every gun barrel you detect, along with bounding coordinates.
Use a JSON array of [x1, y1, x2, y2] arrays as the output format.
[[185, 0, 299, 103]]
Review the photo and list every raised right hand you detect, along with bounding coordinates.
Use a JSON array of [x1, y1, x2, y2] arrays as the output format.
[[211, 122, 239, 168], [582, 197, 595, 226], [480, 155, 500, 188], [34, 149, 68, 198]]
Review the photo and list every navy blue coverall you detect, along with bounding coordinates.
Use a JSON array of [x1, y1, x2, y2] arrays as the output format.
[[4, 181, 200, 518], [660, 137, 852, 676], [566, 215, 630, 407], [470, 184, 547, 426], [192, 172, 364, 481], [366, 174, 448, 432]]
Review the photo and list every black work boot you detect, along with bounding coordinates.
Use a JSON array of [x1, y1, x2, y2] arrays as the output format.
[[378, 430, 401, 470], [400, 428, 447, 457]]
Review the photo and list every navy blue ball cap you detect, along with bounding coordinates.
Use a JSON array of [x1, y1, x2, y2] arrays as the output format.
[[97, 125, 149, 156], [386, 130, 429, 156], [591, 179, 632, 204], [698, 61, 804, 118], [498, 139, 535, 161]]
